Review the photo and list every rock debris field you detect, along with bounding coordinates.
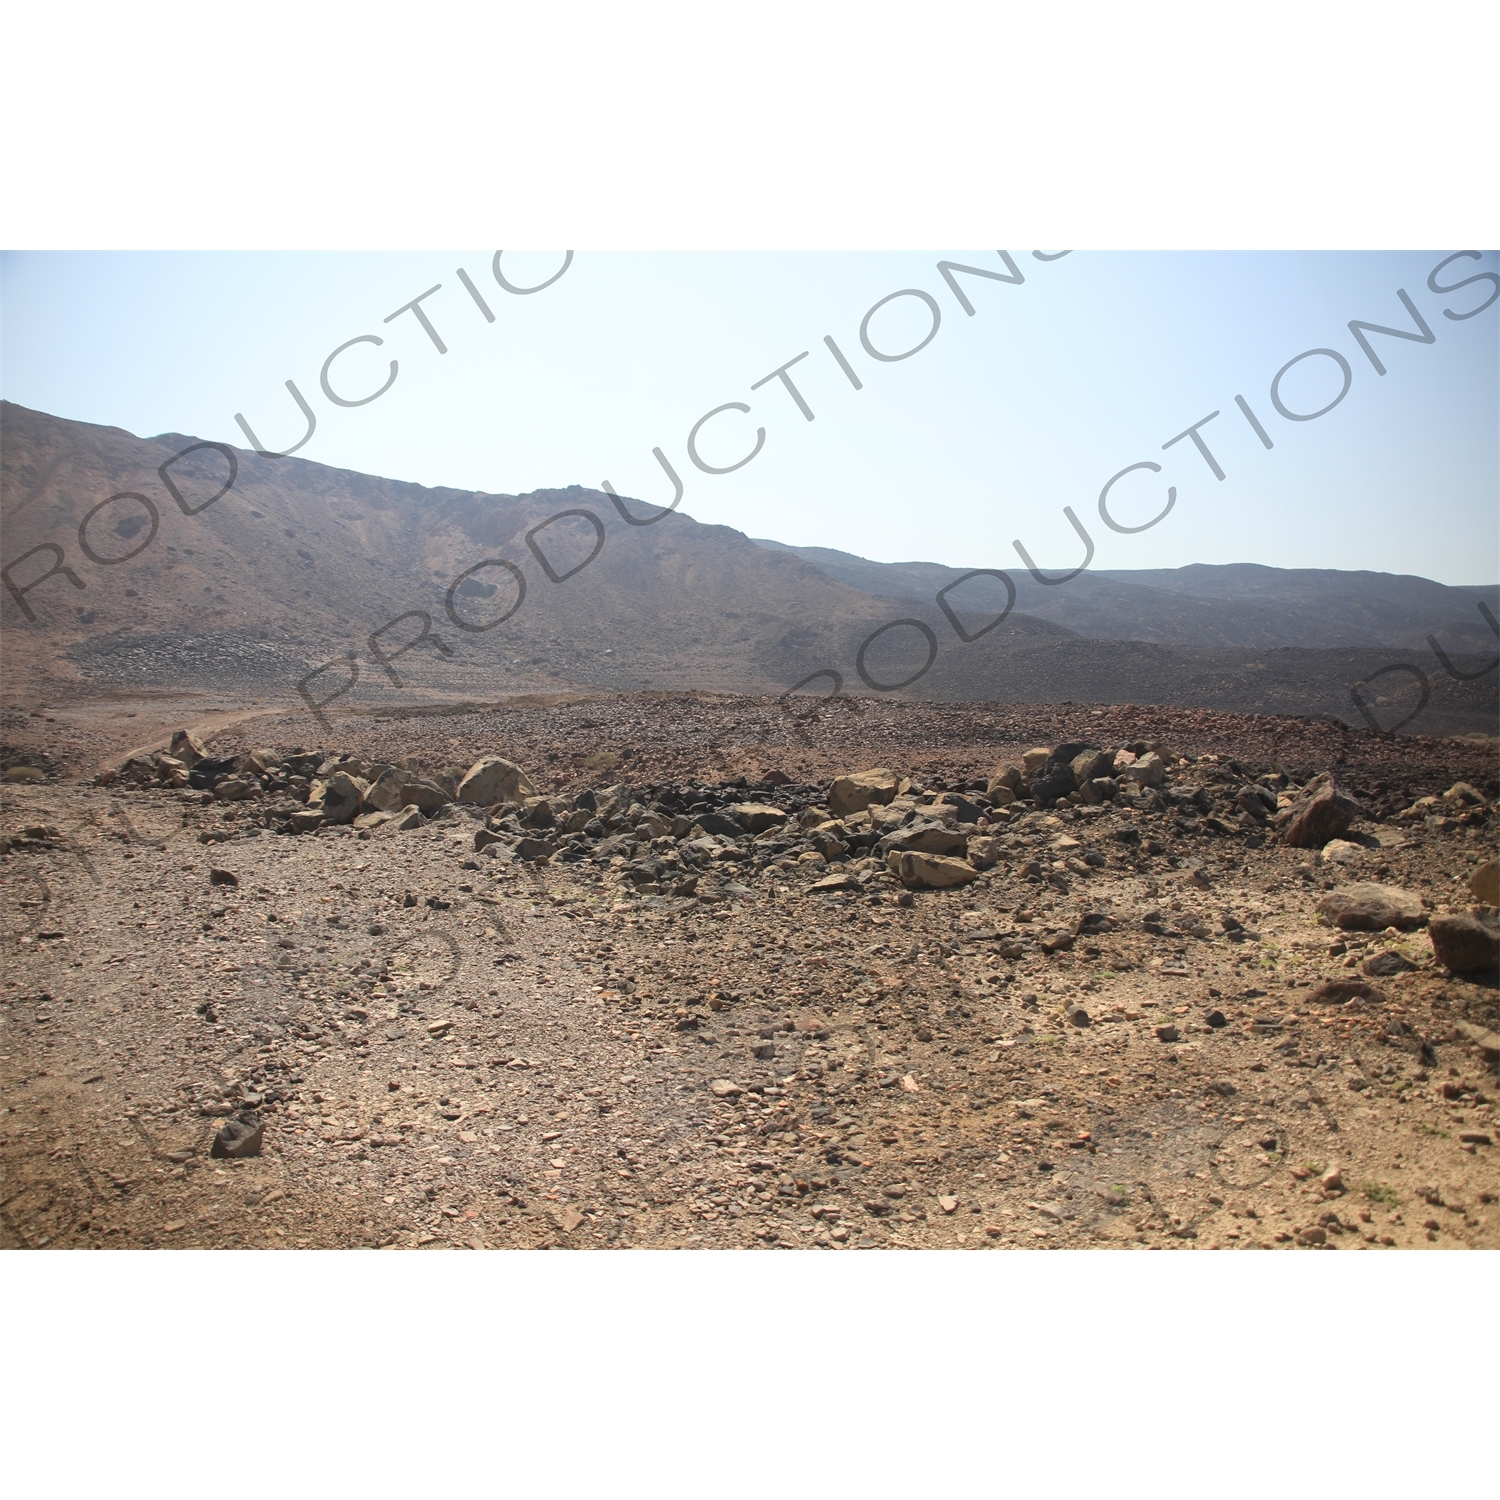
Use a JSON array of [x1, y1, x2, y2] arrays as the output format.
[[2, 692, 1497, 1252]]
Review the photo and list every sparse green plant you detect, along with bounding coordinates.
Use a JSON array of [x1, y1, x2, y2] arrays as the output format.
[[1361, 1182, 1400, 1207], [583, 750, 620, 772], [1414, 1123, 1450, 1138]]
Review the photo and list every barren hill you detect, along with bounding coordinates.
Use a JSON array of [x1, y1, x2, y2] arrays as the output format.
[[3, 402, 1496, 739], [753, 541, 1500, 654]]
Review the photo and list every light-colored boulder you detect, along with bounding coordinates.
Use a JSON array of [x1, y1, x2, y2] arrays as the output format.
[[155, 754, 191, 787], [1471, 859, 1499, 907], [987, 762, 1024, 798], [402, 779, 451, 815], [966, 835, 1004, 870], [880, 821, 967, 858], [1070, 748, 1111, 785], [1022, 748, 1051, 774], [894, 851, 979, 890], [457, 756, 536, 808], [1121, 752, 1165, 788], [168, 729, 207, 766], [319, 771, 368, 825], [732, 803, 789, 833], [364, 768, 409, 814], [1320, 839, 1364, 865], [828, 769, 901, 818], [375, 805, 424, 834]]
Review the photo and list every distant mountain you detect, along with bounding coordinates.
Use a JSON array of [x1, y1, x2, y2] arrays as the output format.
[[0, 401, 1071, 708], [753, 541, 1500, 653], [3, 402, 1494, 735]]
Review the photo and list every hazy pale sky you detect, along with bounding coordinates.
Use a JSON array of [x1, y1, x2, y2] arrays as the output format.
[[3, 250, 1496, 583]]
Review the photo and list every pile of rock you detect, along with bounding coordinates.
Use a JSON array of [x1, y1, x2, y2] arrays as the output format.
[[96, 733, 1495, 927]]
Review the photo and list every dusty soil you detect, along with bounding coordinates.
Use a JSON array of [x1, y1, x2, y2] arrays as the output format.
[[2, 693, 1496, 1252]]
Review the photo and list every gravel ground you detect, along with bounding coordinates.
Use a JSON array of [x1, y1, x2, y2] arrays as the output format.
[[3, 696, 1496, 1252]]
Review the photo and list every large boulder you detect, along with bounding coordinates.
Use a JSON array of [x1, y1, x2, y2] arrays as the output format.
[[592, 784, 636, 820], [1119, 751, 1166, 789], [168, 729, 207, 766], [893, 850, 979, 889], [155, 753, 191, 788], [364, 768, 411, 814], [1070, 747, 1112, 786], [318, 771, 368, 825], [456, 756, 536, 808], [1277, 772, 1360, 848], [1471, 859, 1499, 907], [732, 803, 788, 834], [966, 835, 1004, 870], [389, 778, 450, 815], [879, 821, 967, 859], [1316, 882, 1426, 931], [376, 806, 424, 834], [1428, 913, 1500, 974], [987, 762, 1025, 801], [829, 769, 902, 819]]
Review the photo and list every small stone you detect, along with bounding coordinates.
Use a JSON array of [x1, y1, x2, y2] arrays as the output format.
[[210, 1113, 263, 1160], [1066, 1004, 1090, 1028], [1320, 839, 1364, 865], [560, 1207, 585, 1233], [208, 867, 238, 887], [1458, 1131, 1492, 1146], [1320, 1168, 1344, 1193], [1205, 1009, 1227, 1028], [1296, 1225, 1327, 1246], [1362, 950, 1416, 977], [1154, 1024, 1180, 1043], [938, 1195, 959, 1214], [709, 1079, 743, 1098], [1307, 978, 1381, 1005]]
